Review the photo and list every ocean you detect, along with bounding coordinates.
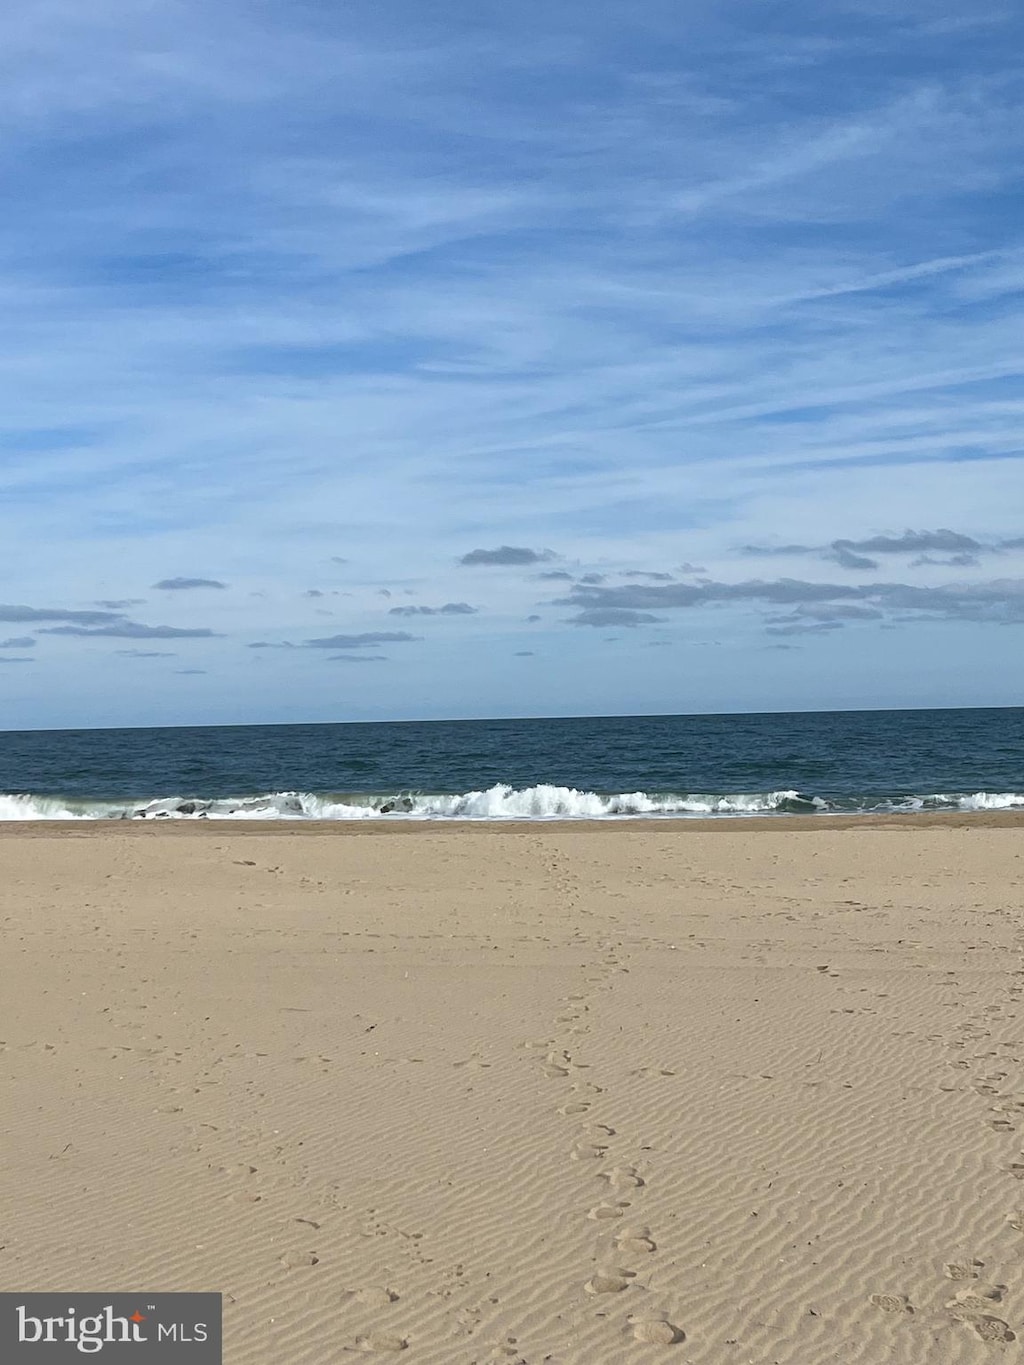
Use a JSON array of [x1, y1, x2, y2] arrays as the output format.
[[0, 706, 1021, 820]]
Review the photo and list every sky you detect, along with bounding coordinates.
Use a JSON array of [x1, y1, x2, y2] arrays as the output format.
[[2, 0, 1024, 728]]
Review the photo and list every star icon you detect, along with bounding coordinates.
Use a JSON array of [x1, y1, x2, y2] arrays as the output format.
[[130, 1312, 146, 1324]]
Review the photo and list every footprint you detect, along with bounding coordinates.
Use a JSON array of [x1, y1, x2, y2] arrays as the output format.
[[588, 1202, 631, 1220], [602, 1165, 645, 1189], [351, 1288, 399, 1308], [557, 1103, 591, 1117], [618, 1236, 657, 1255], [279, 1250, 319, 1267], [614, 1222, 654, 1248], [585, 1274, 632, 1295], [869, 1293, 911, 1313], [630, 1317, 683, 1344], [571, 1143, 608, 1161], [546, 1050, 573, 1067], [452, 1305, 482, 1337], [943, 1261, 983, 1280], [355, 1332, 408, 1352], [946, 1283, 1003, 1313], [967, 1317, 1014, 1342]]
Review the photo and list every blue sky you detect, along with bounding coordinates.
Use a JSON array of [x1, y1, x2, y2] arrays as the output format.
[[2, 0, 1024, 727]]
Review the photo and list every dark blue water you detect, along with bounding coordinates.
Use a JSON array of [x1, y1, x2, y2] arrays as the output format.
[[0, 707, 1021, 819]]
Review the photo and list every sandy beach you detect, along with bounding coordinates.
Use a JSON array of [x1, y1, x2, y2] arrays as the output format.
[[2, 819, 1024, 1363]]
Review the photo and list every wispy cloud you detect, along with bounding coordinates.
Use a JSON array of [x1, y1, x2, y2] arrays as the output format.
[[459, 547, 556, 566], [568, 607, 665, 628], [0, 605, 121, 624], [304, 631, 419, 648], [766, 620, 844, 636], [558, 573, 1024, 630], [836, 530, 981, 554], [827, 545, 879, 570], [910, 552, 979, 567], [387, 602, 477, 616], [742, 545, 816, 557], [153, 577, 227, 590], [746, 528, 1000, 573], [41, 622, 221, 638]]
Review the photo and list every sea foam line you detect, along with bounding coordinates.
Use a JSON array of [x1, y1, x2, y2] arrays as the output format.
[[0, 785, 1023, 821]]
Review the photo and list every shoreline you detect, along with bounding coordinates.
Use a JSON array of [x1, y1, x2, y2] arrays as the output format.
[[2, 806, 1024, 834]]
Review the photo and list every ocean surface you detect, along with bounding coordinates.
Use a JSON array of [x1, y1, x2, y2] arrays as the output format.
[[0, 707, 1022, 820]]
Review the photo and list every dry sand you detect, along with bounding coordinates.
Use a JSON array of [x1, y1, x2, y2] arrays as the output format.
[[2, 819, 1024, 1362]]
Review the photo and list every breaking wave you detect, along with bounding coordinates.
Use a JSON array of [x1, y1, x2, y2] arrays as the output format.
[[0, 784, 1023, 821]]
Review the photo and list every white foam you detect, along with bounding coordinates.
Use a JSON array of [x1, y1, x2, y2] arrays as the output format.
[[955, 791, 1024, 811], [0, 785, 1021, 821], [0, 793, 88, 820], [0, 785, 822, 821]]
